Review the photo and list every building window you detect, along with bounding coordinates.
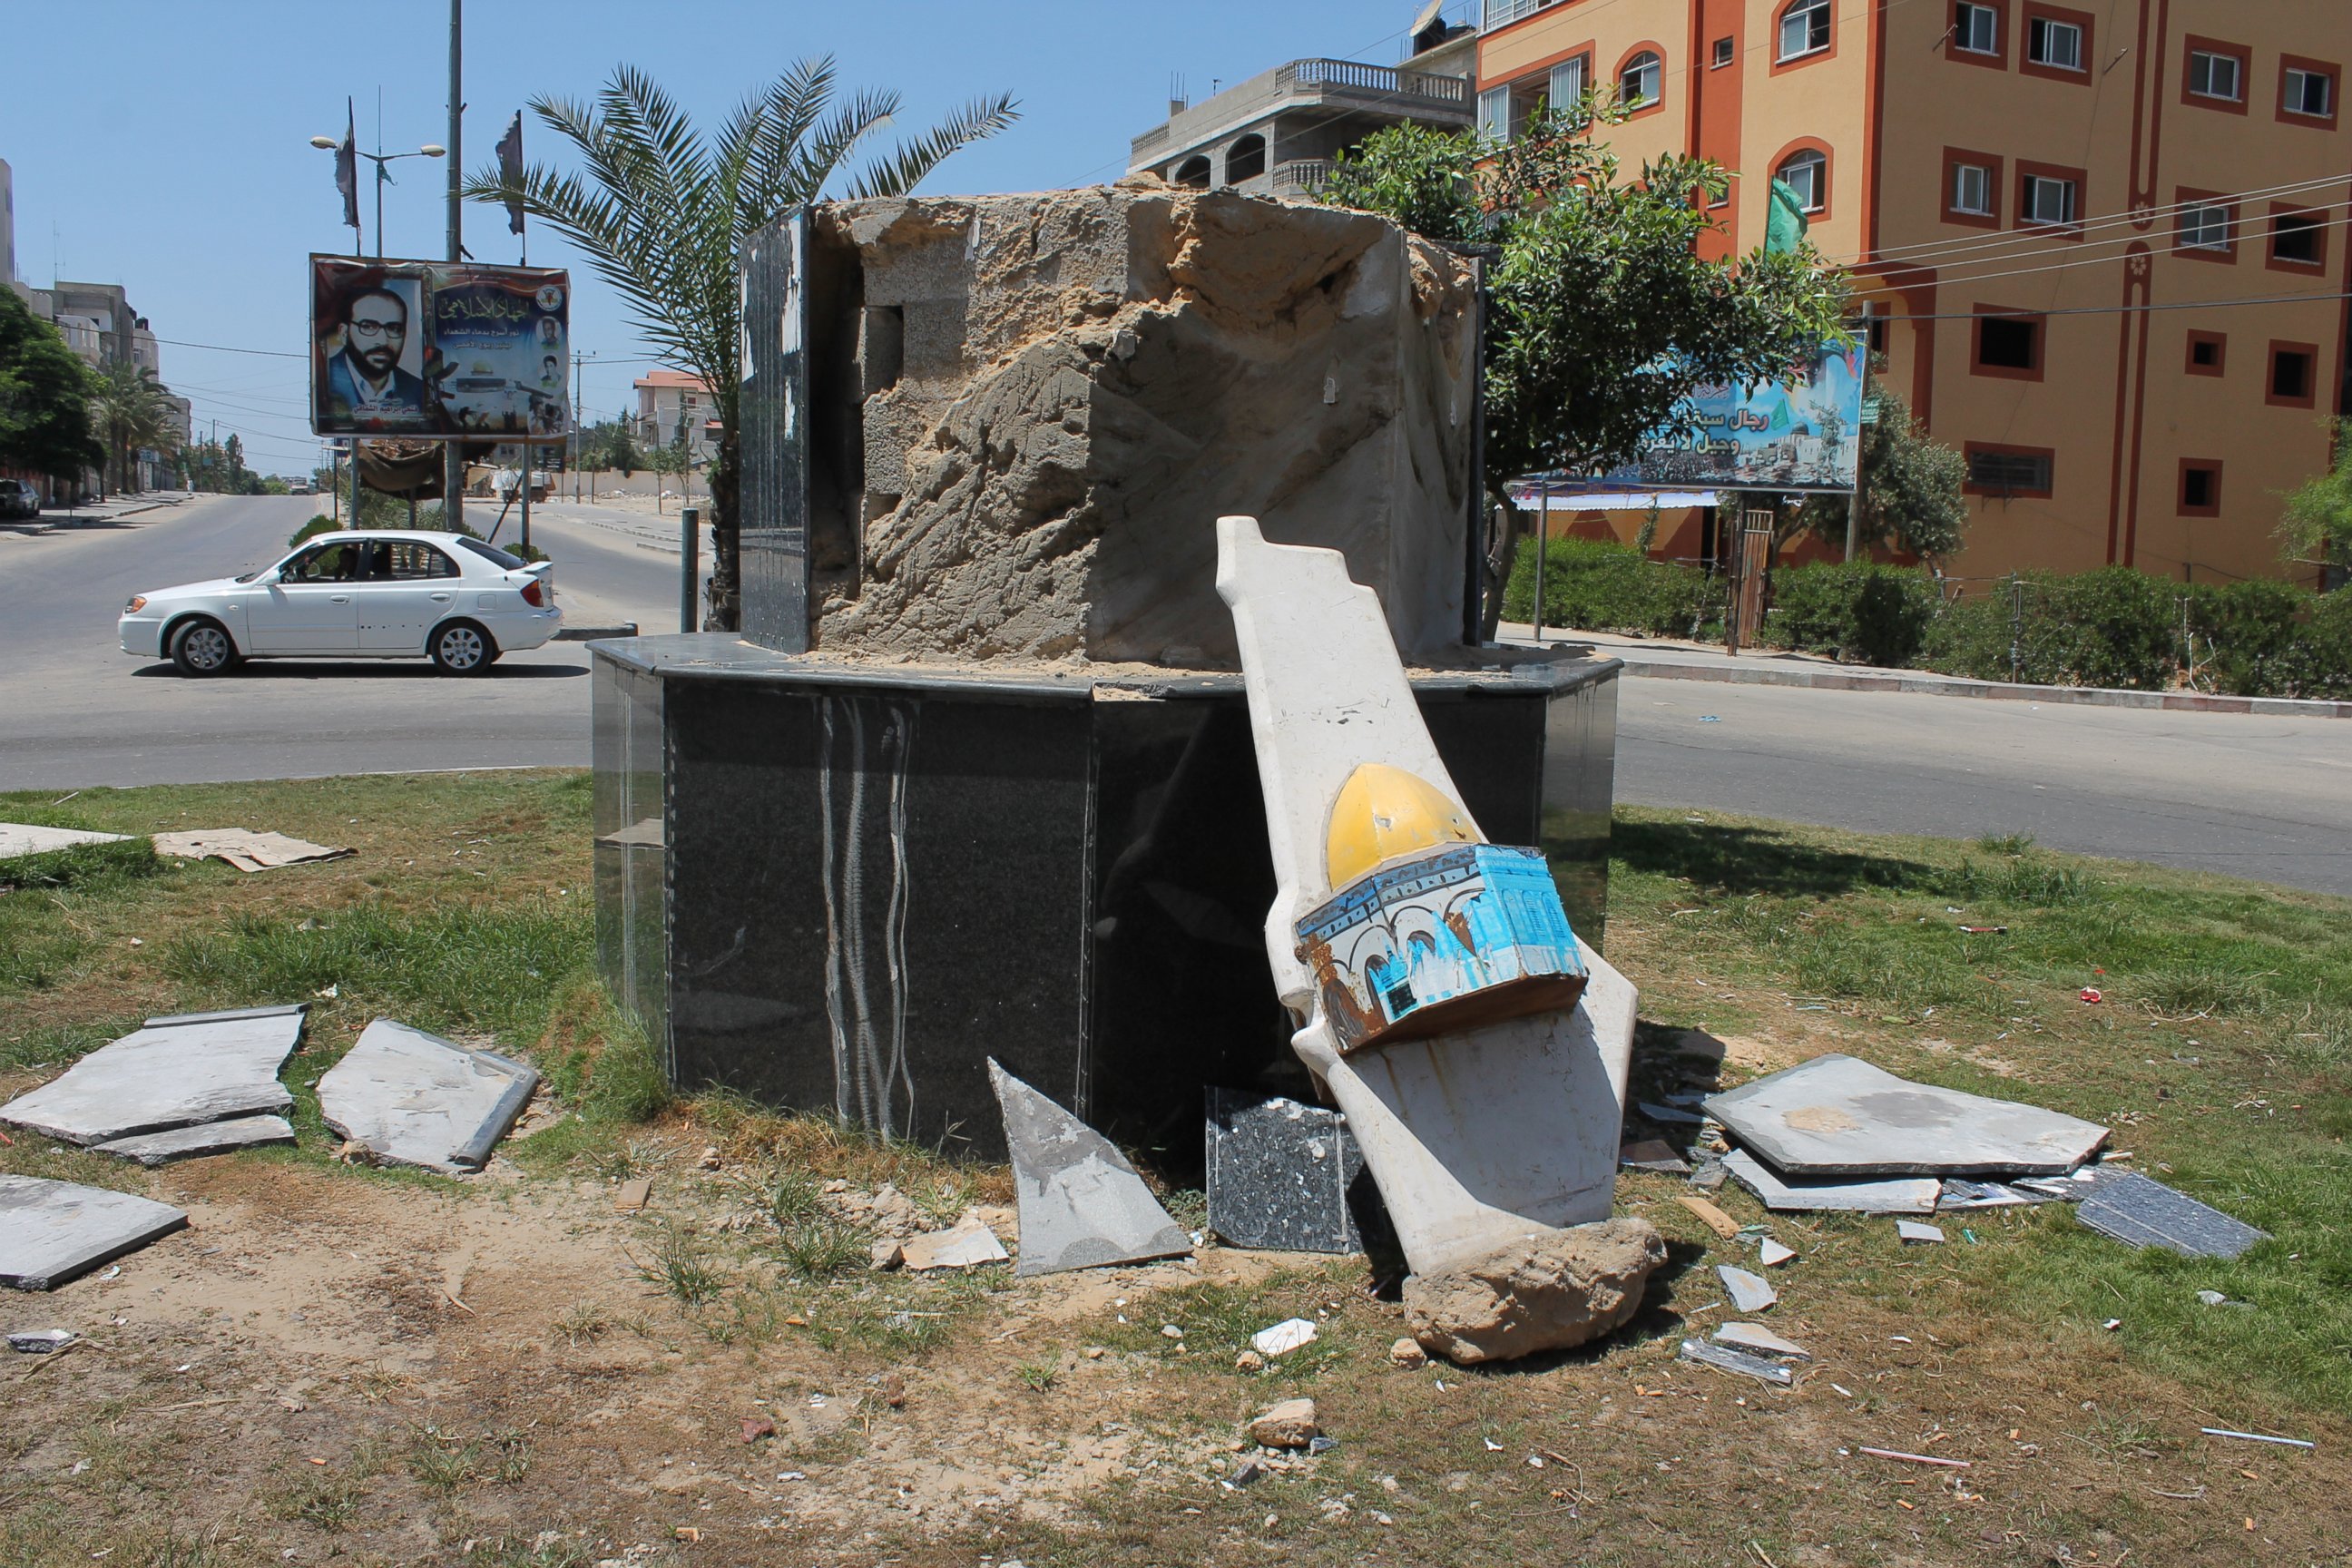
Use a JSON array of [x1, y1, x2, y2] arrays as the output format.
[[1776, 148, 1828, 212], [2179, 461, 2222, 517], [1864, 313, 1890, 355], [1172, 154, 1211, 189], [2178, 202, 2232, 252], [1953, 162, 1992, 215], [2268, 342, 2318, 408], [2027, 15, 2082, 71], [1944, 148, 2003, 226], [1953, 2, 1999, 55], [1712, 35, 1736, 68], [1549, 54, 1591, 113], [1778, 0, 1830, 62], [1225, 133, 1267, 184], [2185, 331, 2226, 376], [1619, 50, 1661, 107], [2283, 64, 2336, 119], [2270, 211, 2325, 267], [1974, 309, 2043, 378], [2021, 172, 2077, 226], [2187, 49, 2241, 103], [1965, 445, 2054, 497], [1476, 83, 1510, 138]]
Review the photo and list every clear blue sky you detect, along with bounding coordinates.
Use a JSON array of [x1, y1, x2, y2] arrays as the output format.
[[4, 0, 1473, 477]]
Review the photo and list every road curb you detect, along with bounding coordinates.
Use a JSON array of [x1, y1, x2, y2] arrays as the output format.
[[1611, 655, 2352, 719]]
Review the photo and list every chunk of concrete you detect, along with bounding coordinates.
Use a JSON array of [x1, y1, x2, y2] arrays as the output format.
[[1402, 1218, 1664, 1366], [1679, 1338, 1793, 1387], [1252, 1318, 1319, 1357], [1705, 1054, 2108, 1176], [1722, 1149, 1941, 1215], [150, 829, 351, 873], [93, 1114, 294, 1167], [0, 824, 131, 858], [315, 1019, 537, 1175], [1717, 1265, 1778, 1313], [0, 1175, 188, 1290], [989, 1060, 1191, 1277], [1714, 1321, 1809, 1359], [0, 1005, 305, 1146], [2074, 1170, 2267, 1259], [1757, 1237, 1798, 1267], [1896, 1220, 1945, 1245], [1205, 1088, 1367, 1254], [1249, 1397, 1319, 1449], [898, 1213, 1009, 1271]]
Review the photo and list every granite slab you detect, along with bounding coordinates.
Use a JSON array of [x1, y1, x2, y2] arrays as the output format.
[[1706, 1054, 2108, 1176], [316, 1020, 537, 1175], [1722, 1149, 1941, 1214], [1679, 1338, 1792, 1386], [0, 1005, 305, 1146], [2074, 1170, 2268, 1259], [0, 1175, 187, 1290], [991, 1061, 1191, 1277], [1205, 1089, 1365, 1254], [93, 1114, 294, 1167]]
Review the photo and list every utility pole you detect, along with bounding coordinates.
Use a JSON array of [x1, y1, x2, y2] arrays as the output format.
[[571, 350, 596, 500], [1844, 304, 1869, 564], [442, 0, 466, 533]]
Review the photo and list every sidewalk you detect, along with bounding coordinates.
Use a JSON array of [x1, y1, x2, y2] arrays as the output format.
[[17, 491, 201, 532], [1498, 622, 2352, 720]]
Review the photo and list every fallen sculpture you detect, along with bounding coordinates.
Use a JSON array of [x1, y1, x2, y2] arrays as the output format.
[[0, 1004, 306, 1150], [1216, 516, 1655, 1363]]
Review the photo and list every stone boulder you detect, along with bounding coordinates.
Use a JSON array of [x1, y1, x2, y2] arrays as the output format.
[[1248, 1397, 1319, 1449], [1402, 1218, 1665, 1366]]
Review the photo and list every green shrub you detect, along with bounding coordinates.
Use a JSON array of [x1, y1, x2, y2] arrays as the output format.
[[2295, 588, 2352, 700], [1763, 563, 1938, 667], [1503, 535, 1716, 638], [2187, 578, 2308, 696], [289, 514, 339, 548], [1923, 568, 2180, 689]]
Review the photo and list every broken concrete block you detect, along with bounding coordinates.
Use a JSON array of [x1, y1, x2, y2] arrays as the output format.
[[1705, 1054, 2108, 1176], [1251, 1318, 1319, 1357], [1896, 1220, 1945, 1245], [1249, 1397, 1319, 1449], [1714, 1321, 1809, 1359], [0, 824, 131, 858], [989, 1061, 1190, 1277], [1388, 1337, 1428, 1368], [7, 1328, 74, 1352], [1679, 1338, 1793, 1387], [93, 1114, 294, 1166], [614, 1179, 653, 1212], [1205, 1089, 1368, 1254], [0, 1175, 187, 1290], [1722, 1149, 1940, 1215], [315, 1019, 537, 1175], [1403, 1218, 1664, 1366], [150, 829, 351, 873], [2073, 1170, 2267, 1259], [868, 1239, 904, 1271], [1717, 1265, 1778, 1313], [0, 1005, 305, 1147], [897, 1214, 1008, 1271]]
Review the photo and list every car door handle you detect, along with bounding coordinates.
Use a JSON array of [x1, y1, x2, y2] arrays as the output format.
[[429, 592, 452, 602], [330, 595, 350, 603]]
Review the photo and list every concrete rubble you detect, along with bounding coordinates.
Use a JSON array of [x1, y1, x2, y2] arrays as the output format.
[[1, 1175, 188, 1290], [897, 1213, 1010, 1271], [1401, 1220, 1666, 1366], [0, 1005, 306, 1151], [316, 1019, 537, 1175], [1248, 1397, 1319, 1449], [95, 1114, 296, 1167], [1717, 1265, 1778, 1314], [989, 1060, 1191, 1276]]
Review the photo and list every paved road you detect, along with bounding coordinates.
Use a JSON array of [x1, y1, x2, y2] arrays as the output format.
[[0, 492, 703, 790], [1616, 675, 2352, 896]]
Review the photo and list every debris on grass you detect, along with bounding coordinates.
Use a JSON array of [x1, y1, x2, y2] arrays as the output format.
[[897, 1213, 1009, 1271], [1717, 1265, 1778, 1313], [1251, 1318, 1318, 1357], [1679, 1338, 1793, 1387]]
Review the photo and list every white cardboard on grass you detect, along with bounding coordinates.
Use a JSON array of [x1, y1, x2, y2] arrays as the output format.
[[0, 1006, 304, 1147], [1215, 516, 1633, 1277]]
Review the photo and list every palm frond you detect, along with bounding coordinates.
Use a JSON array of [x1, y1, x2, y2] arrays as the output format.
[[844, 93, 1019, 201]]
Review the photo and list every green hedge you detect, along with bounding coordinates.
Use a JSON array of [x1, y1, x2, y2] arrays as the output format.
[[1503, 536, 1718, 638], [1761, 563, 1939, 667]]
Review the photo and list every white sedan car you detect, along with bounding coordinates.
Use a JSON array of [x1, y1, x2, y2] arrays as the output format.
[[119, 530, 562, 676]]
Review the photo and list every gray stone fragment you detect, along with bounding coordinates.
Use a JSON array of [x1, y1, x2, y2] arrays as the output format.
[[0, 1006, 305, 1146], [1714, 1321, 1809, 1359], [94, 1114, 295, 1167], [8, 1329, 74, 1352], [0, 1176, 187, 1290], [1678, 1338, 1793, 1386], [898, 1214, 1009, 1270], [1896, 1220, 1945, 1244], [1724, 1149, 1940, 1214], [2073, 1170, 2267, 1259], [1404, 1218, 1664, 1366], [0, 824, 131, 858], [1205, 1088, 1364, 1254], [1717, 1265, 1778, 1313], [315, 1019, 537, 1175], [990, 1061, 1191, 1277], [1706, 1054, 2108, 1176]]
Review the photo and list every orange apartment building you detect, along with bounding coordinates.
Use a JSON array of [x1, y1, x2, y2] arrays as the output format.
[[1477, 0, 2352, 587]]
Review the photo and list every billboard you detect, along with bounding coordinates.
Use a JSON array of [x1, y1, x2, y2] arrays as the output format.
[[1539, 345, 1865, 498], [310, 256, 570, 440]]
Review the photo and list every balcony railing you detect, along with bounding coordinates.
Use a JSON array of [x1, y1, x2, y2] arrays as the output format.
[[1270, 160, 1332, 195], [1278, 57, 1470, 106]]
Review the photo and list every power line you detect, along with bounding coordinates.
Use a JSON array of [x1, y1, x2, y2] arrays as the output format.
[[1832, 173, 2352, 270], [150, 335, 306, 359], [1871, 285, 2352, 323], [1854, 205, 2352, 298]]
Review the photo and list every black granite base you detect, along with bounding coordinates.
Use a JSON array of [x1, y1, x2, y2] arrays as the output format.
[[593, 636, 1619, 1169]]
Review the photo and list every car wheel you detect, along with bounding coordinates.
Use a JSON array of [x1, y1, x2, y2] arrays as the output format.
[[169, 617, 239, 677], [429, 619, 497, 675]]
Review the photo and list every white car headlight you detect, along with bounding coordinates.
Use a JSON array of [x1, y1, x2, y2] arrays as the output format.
[[125, 595, 147, 613]]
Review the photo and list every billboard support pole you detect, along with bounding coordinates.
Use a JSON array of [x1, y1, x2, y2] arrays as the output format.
[[443, 0, 466, 533], [519, 445, 533, 556], [1530, 479, 1548, 644], [348, 438, 363, 532]]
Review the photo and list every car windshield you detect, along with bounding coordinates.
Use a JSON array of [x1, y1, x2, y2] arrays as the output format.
[[454, 535, 527, 571]]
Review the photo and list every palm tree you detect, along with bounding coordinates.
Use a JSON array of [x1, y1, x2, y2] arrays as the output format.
[[87, 360, 177, 496], [465, 61, 1016, 630]]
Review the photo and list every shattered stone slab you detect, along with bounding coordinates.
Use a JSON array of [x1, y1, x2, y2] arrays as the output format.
[[1896, 1220, 1945, 1245], [1717, 1265, 1778, 1314], [1706, 1054, 2108, 1176], [990, 1060, 1191, 1277], [1714, 1321, 1810, 1359], [315, 1019, 537, 1175], [1679, 1338, 1793, 1387], [898, 1214, 1010, 1271], [151, 828, 352, 873], [0, 823, 132, 858], [0, 1175, 187, 1290], [2074, 1170, 2267, 1259], [1723, 1149, 1940, 1214], [1619, 1139, 1691, 1174], [1205, 1088, 1365, 1254], [93, 1114, 295, 1167], [0, 1005, 305, 1147]]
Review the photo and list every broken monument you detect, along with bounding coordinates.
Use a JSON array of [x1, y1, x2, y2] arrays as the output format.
[[989, 1060, 1191, 1276], [316, 1019, 537, 1174], [1, 1175, 187, 1290], [0, 1004, 306, 1149]]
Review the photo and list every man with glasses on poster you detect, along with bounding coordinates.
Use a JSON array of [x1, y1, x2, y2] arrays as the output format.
[[320, 283, 433, 430]]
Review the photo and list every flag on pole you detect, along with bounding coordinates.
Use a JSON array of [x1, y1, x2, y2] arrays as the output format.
[[497, 113, 526, 237], [335, 99, 360, 236]]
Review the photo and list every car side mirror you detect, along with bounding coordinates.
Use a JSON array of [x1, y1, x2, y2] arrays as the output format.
[[256, 567, 283, 585]]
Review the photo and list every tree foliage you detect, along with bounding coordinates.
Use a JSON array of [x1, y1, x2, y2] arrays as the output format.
[[1322, 99, 1848, 629], [0, 287, 102, 482], [86, 358, 178, 493], [2279, 417, 2352, 583], [1795, 382, 1966, 561], [464, 60, 1016, 629]]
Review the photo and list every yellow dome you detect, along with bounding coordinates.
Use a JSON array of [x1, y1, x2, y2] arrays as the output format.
[[1325, 763, 1483, 887]]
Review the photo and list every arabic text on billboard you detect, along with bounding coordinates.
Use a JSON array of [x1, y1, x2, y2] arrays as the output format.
[[1592, 346, 1863, 494], [310, 255, 571, 440]]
